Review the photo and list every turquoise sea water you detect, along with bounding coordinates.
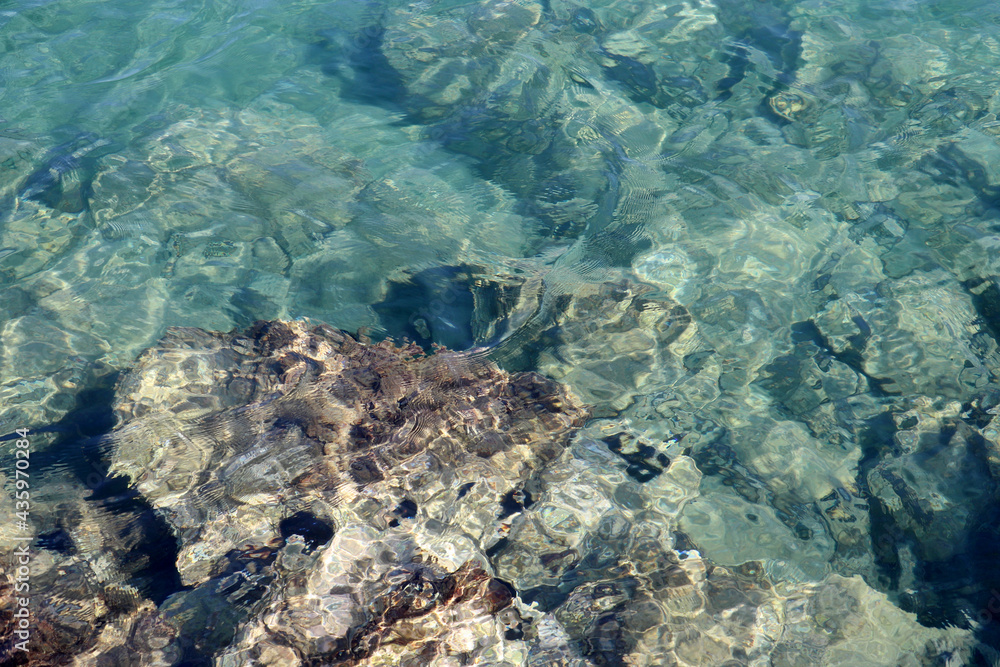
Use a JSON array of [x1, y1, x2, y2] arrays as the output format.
[[5, 0, 1000, 663]]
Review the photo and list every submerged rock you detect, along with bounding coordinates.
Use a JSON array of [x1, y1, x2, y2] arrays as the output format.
[[486, 419, 974, 666], [71, 319, 586, 664]]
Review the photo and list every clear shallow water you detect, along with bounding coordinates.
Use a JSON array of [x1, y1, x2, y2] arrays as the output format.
[[3, 0, 1000, 663]]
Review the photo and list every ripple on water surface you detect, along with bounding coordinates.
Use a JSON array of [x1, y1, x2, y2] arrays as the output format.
[[3, 0, 1000, 663]]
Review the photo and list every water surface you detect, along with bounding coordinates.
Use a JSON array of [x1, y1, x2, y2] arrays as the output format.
[[4, 0, 1000, 663]]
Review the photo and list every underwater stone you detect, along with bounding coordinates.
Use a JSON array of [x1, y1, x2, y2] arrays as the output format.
[[69, 319, 585, 664]]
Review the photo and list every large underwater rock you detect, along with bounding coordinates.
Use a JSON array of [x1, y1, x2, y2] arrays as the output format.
[[2, 319, 588, 665]]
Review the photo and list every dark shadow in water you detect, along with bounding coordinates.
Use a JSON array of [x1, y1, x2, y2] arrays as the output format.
[[373, 264, 523, 352], [373, 265, 479, 351], [920, 143, 1000, 214], [307, 20, 628, 249], [279, 510, 335, 553], [854, 412, 903, 592], [18, 131, 119, 214], [964, 276, 1000, 346], [711, 0, 803, 123], [5, 372, 185, 607], [308, 25, 413, 112], [789, 319, 899, 397], [600, 51, 665, 108], [854, 404, 1000, 660]]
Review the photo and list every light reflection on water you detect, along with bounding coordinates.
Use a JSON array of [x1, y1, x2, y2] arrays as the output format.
[[2, 0, 1000, 662]]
